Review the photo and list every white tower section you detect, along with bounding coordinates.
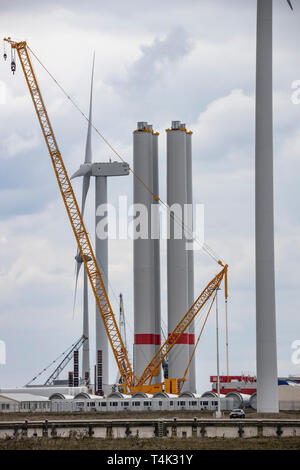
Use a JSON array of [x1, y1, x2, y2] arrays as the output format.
[[166, 121, 190, 392], [133, 122, 161, 383], [186, 129, 196, 393], [93, 162, 129, 393], [152, 130, 162, 375], [255, 0, 279, 412]]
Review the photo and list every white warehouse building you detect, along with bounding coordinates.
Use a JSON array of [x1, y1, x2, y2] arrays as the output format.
[[0, 391, 235, 413]]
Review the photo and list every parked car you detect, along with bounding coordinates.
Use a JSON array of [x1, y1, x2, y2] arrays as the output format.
[[230, 409, 245, 419]]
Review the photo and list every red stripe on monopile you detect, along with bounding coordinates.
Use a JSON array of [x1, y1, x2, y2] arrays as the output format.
[[168, 333, 195, 345], [189, 334, 195, 345], [134, 334, 161, 345]]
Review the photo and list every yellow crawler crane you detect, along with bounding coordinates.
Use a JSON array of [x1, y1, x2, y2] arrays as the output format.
[[4, 38, 228, 395]]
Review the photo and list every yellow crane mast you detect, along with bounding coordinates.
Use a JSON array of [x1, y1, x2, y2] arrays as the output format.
[[4, 37, 135, 393], [4, 37, 228, 395]]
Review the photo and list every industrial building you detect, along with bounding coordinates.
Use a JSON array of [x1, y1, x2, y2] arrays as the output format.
[[2, 384, 300, 414], [0, 393, 50, 413], [0, 391, 235, 414]]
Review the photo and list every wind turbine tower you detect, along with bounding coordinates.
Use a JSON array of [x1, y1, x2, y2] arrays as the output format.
[[255, 0, 292, 413]]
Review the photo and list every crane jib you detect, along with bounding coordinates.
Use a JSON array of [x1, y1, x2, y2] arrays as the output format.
[[4, 38, 133, 390]]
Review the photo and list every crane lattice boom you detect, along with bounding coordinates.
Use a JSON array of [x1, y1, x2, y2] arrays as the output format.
[[44, 335, 87, 386], [4, 38, 134, 391]]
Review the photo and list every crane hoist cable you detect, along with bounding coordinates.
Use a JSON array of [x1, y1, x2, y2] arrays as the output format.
[[183, 290, 217, 380], [26, 44, 223, 267]]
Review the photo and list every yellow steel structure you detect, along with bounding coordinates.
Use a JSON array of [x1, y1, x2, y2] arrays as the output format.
[[3, 37, 135, 393], [4, 37, 228, 395], [133, 265, 227, 393]]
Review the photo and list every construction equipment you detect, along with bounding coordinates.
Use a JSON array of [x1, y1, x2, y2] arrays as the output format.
[[4, 38, 228, 395], [26, 335, 87, 386]]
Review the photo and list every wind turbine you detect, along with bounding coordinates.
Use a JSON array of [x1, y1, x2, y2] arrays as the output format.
[[71, 71, 129, 394], [255, 0, 292, 413], [73, 53, 95, 385]]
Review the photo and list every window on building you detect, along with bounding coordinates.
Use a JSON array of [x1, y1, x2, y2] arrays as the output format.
[[101, 402, 107, 407], [170, 401, 173, 406]]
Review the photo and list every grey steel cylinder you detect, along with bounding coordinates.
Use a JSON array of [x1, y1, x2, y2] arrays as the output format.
[[133, 124, 158, 382], [95, 175, 109, 390], [249, 392, 257, 410], [255, 0, 279, 413], [152, 131, 162, 383], [186, 130, 196, 393], [167, 122, 190, 391]]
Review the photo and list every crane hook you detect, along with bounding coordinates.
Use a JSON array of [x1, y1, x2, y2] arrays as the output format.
[[10, 46, 16, 74], [11, 60, 16, 74], [3, 40, 7, 61]]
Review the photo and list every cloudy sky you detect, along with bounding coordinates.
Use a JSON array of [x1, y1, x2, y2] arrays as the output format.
[[0, 0, 300, 393]]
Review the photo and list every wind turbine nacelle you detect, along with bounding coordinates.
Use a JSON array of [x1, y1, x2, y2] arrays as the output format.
[[71, 162, 129, 179], [91, 161, 130, 177]]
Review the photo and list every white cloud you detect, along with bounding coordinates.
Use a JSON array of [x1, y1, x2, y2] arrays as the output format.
[[192, 89, 254, 163], [2, 131, 40, 158]]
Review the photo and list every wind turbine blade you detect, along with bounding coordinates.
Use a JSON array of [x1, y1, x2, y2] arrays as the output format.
[[72, 53, 95, 321], [85, 52, 95, 164], [81, 174, 91, 219], [83, 268, 89, 336], [73, 256, 83, 316], [287, 0, 293, 10]]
